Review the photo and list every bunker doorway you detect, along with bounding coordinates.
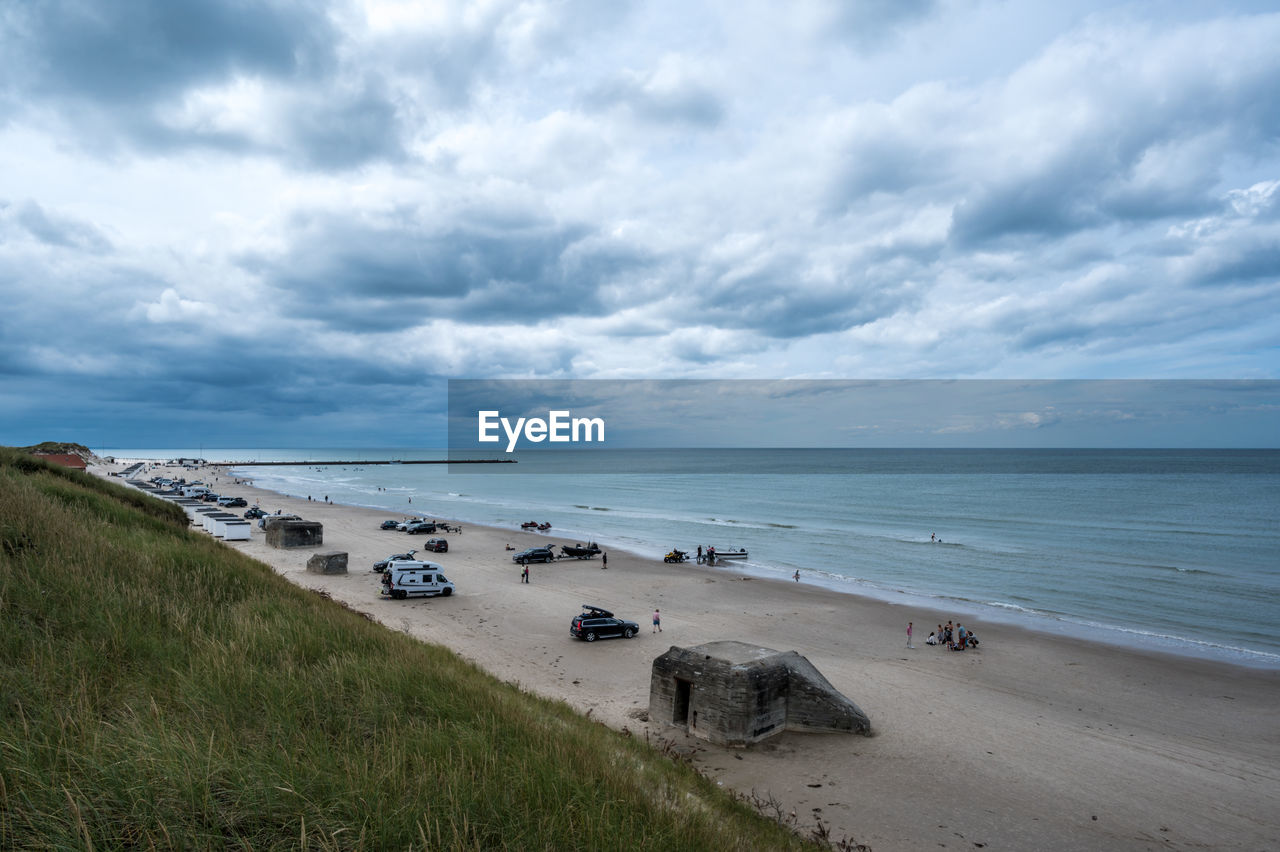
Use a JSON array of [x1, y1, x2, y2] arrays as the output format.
[[673, 678, 691, 726]]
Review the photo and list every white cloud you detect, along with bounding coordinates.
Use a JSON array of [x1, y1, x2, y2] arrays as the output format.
[[139, 288, 219, 324]]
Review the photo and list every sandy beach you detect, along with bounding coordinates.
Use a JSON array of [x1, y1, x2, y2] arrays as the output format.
[[105, 462, 1280, 851]]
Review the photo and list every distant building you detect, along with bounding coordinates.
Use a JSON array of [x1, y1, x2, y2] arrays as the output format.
[[34, 453, 87, 470]]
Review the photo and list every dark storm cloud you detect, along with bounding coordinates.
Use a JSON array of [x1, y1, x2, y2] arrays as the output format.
[[950, 170, 1102, 245], [1189, 241, 1280, 289], [278, 80, 407, 169], [0, 0, 334, 106], [12, 200, 112, 252], [0, 0, 412, 170], [815, 0, 938, 49], [829, 133, 937, 205], [243, 208, 652, 331], [681, 249, 924, 340], [584, 73, 725, 127]]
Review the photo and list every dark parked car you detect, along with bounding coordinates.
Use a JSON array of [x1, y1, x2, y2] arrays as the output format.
[[200, 492, 220, 502], [373, 550, 417, 572], [244, 506, 267, 519], [380, 519, 401, 530], [405, 521, 437, 535], [423, 538, 448, 553], [512, 546, 556, 564], [570, 605, 639, 642], [224, 497, 248, 507]]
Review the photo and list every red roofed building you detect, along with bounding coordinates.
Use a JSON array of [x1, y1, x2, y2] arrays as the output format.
[[35, 453, 87, 470]]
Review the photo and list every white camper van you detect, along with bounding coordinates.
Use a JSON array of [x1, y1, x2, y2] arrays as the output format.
[[182, 485, 212, 498], [380, 561, 455, 600]]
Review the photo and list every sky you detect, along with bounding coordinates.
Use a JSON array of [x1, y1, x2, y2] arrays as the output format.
[[1, 0, 1278, 448]]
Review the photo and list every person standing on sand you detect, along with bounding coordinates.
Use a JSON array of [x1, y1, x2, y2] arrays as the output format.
[[652, 609, 661, 632], [907, 621, 914, 648], [602, 552, 607, 569], [521, 565, 529, 583]]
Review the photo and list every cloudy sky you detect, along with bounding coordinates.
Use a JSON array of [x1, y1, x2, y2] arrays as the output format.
[[2, 0, 1278, 448]]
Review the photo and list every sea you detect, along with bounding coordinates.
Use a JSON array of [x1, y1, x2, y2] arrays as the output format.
[[102, 448, 1280, 669]]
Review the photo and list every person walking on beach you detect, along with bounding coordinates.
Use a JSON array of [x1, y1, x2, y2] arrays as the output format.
[[601, 552, 608, 569], [907, 621, 914, 648], [793, 570, 800, 582], [652, 609, 662, 633], [521, 565, 529, 583], [957, 623, 967, 650]]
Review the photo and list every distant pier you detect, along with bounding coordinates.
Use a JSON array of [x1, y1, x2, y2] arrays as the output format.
[[214, 459, 515, 466]]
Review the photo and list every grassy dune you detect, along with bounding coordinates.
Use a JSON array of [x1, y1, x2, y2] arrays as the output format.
[[0, 450, 822, 850]]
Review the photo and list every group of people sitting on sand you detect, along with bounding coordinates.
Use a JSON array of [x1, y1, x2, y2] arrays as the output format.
[[926, 620, 979, 650]]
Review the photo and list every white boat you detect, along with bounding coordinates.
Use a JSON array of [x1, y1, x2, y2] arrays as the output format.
[[709, 548, 748, 560]]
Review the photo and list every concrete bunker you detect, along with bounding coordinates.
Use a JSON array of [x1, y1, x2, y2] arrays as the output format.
[[649, 641, 870, 746], [265, 519, 323, 549]]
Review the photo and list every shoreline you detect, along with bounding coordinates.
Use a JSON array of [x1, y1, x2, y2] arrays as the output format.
[[230, 461, 1280, 672], [100, 460, 1280, 851]]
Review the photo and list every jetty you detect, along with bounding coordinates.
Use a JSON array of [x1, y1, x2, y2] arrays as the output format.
[[215, 459, 516, 466]]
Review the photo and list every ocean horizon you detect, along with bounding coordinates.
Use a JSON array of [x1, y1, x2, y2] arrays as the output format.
[[105, 447, 1280, 669]]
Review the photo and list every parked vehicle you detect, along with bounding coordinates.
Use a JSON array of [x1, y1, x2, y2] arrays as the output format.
[[380, 560, 455, 599], [663, 549, 688, 563], [217, 496, 247, 507], [373, 550, 417, 572], [569, 605, 639, 642], [512, 546, 556, 564], [200, 492, 220, 502], [423, 538, 448, 553], [396, 518, 425, 531], [405, 521, 437, 535], [379, 520, 401, 530], [561, 542, 601, 559], [244, 506, 267, 519]]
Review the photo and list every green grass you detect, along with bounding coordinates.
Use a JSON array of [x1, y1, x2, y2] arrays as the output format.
[[0, 449, 826, 850]]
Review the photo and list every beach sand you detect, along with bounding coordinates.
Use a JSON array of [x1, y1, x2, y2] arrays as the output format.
[[108, 463, 1280, 851]]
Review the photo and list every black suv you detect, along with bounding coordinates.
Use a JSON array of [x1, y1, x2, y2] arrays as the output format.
[[570, 605, 639, 642], [423, 538, 448, 553], [512, 546, 556, 564], [373, 550, 417, 572], [223, 497, 248, 507]]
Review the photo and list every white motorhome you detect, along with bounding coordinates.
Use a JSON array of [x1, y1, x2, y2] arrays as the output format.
[[380, 561, 455, 600], [182, 485, 212, 498]]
